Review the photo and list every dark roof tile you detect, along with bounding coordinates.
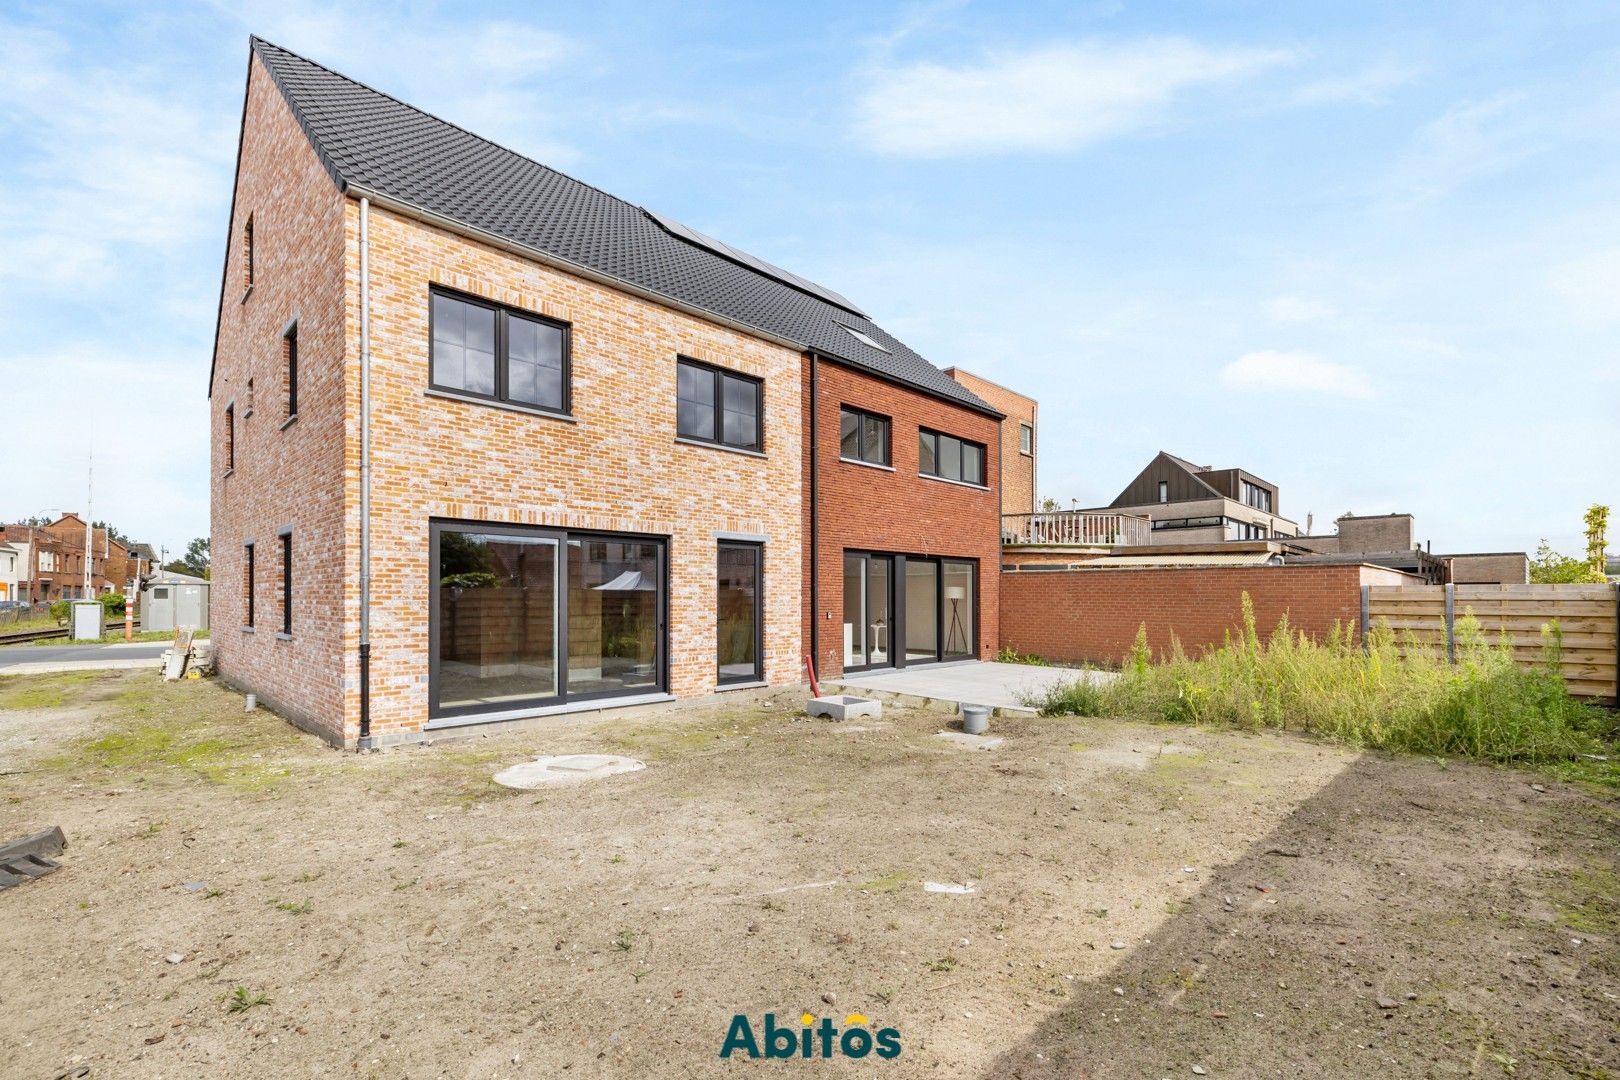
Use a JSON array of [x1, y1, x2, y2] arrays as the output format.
[[249, 38, 995, 414]]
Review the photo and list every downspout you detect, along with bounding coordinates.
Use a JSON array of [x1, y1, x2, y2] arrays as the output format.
[[358, 196, 373, 750], [807, 351, 819, 676]]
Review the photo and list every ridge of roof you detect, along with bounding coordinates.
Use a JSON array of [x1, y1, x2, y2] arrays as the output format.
[[241, 37, 997, 416]]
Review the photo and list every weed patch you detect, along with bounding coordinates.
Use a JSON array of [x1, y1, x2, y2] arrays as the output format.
[[1025, 597, 1616, 768]]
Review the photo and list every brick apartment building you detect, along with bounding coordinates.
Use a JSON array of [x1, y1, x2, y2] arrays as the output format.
[[0, 514, 148, 601], [210, 39, 1008, 747], [942, 368, 1037, 517]]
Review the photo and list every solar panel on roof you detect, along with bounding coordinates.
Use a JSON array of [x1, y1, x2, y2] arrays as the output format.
[[643, 209, 867, 318]]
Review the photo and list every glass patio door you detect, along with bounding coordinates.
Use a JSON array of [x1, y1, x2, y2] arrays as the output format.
[[842, 552, 893, 671]]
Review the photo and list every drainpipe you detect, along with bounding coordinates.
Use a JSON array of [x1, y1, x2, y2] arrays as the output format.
[[807, 351, 819, 675], [358, 196, 373, 749]]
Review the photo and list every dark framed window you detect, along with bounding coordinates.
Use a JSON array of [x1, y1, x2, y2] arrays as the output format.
[[1019, 423, 1033, 455], [1158, 480, 1169, 503], [243, 542, 254, 628], [918, 428, 985, 485], [839, 406, 891, 466], [1241, 480, 1271, 513], [224, 403, 235, 471], [280, 532, 292, 635], [284, 323, 299, 419], [717, 542, 763, 685], [677, 357, 761, 451], [429, 520, 668, 719], [430, 288, 569, 414]]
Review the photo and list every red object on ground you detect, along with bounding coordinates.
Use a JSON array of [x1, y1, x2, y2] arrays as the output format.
[[803, 654, 821, 699]]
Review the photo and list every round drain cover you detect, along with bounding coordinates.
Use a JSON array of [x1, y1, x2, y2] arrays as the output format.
[[493, 754, 646, 790]]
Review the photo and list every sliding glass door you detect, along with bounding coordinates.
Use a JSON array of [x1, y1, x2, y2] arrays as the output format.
[[844, 551, 974, 670], [431, 522, 665, 720], [842, 552, 892, 672]]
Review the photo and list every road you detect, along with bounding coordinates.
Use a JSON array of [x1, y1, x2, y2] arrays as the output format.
[[0, 640, 171, 675]]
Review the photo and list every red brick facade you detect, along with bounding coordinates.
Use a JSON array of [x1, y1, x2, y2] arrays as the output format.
[[999, 564, 1416, 666], [804, 358, 1002, 681], [943, 368, 1036, 516]]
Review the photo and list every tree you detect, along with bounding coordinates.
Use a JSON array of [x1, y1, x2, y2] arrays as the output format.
[[93, 520, 129, 544], [1584, 504, 1610, 581], [1530, 539, 1605, 584], [168, 537, 210, 579]]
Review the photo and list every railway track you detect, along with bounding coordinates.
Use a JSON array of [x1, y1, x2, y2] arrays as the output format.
[[0, 622, 127, 647]]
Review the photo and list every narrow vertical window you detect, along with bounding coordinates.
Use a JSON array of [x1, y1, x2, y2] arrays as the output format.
[[1019, 423, 1033, 455], [717, 542, 762, 685], [1157, 480, 1169, 503], [243, 542, 254, 628], [224, 404, 235, 471], [280, 531, 292, 635], [283, 323, 299, 419], [242, 215, 254, 291], [245, 378, 255, 416]]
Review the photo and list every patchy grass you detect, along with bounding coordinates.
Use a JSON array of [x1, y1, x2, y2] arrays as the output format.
[[0, 670, 100, 710], [1025, 596, 1618, 770], [1550, 864, 1620, 935], [25, 628, 211, 646]]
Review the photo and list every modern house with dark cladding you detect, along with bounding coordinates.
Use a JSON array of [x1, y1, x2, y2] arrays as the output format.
[[1072, 451, 1300, 544], [208, 37, 1003, 747]]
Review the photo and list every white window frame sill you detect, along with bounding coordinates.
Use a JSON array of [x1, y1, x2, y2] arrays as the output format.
[[674, 437, 766, 459], [423, 387, 578, 423], [275, 632, 294, 641], [920, 472, 991, 492], [839, 456, 894, 472], [279, 413, 299, 431], [241, 626, 255, 634]]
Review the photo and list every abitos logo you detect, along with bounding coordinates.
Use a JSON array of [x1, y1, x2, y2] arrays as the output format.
[[720, 1012, 902, 1061]]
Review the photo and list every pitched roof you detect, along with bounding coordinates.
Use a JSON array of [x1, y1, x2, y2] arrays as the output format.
[[245, 38, 997, 416]]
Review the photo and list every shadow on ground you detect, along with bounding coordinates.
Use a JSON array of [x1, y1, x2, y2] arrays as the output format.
[[980, 753, 1620, 1079]]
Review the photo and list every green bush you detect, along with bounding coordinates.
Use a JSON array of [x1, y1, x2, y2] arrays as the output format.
[[99, 593, 125, 616], [1024, 594, 1616, 768], [48, 600, 69, 626]]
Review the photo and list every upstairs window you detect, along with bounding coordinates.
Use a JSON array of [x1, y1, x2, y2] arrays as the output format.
[[224, 403, 235, 472], [919, 428, 986, 486], [1019, 423, 1033, 455], [1241, 480, 1271, 513], [839, 406, 890, 466], [677, 357, 761, 451], [280, 531, 293, 636], [241, 216, 254, 292], [283, 323, 299, 419], [1158, 480, 1169, 503], [430, 289, 569, 414]]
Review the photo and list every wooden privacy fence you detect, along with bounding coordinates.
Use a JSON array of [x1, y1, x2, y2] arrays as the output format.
[[1363, 583, 1619, 701]]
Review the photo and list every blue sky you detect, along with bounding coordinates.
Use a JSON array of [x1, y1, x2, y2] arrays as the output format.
[[2, 0, 1616, 560]]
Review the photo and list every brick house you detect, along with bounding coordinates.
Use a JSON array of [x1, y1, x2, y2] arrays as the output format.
[[0, 515, 139, 600], [942, 368, 1037, 516], [209, 39, 1003, 747]]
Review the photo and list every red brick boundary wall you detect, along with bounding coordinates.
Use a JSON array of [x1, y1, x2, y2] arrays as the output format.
[[999, 564, 1415, 666]]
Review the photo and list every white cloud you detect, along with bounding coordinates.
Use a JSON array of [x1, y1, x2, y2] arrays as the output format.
[[1221, 350, 1374, 398], [1294, 61, 1417, 106], [854, 37, 1296, 156], [1264, 295, 1334, 322]]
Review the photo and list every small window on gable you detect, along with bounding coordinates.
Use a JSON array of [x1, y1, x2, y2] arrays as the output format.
[[283, 323, 299, 419], [1019, 423, 1033, 455], [242, 216, 254, 292], [1158, 480, 1169, 503]]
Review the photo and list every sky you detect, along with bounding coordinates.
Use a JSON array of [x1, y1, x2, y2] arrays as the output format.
[[1, 0, 1616, 560]]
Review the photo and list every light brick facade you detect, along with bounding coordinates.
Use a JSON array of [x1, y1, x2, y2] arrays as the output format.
[[212, 53, 806, 746]]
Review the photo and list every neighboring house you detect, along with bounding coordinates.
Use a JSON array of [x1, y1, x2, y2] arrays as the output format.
[[210, 39, 1002, 748], [0, 518, 107, 601], [0, 542, 17, 601], [942, 368, 1037, 517], [1079, 451, 1299, 543], [1288, 512, 1527, 584]]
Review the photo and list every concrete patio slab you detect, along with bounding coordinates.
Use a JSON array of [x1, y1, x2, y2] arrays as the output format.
[[828, 660, 1112, 716]]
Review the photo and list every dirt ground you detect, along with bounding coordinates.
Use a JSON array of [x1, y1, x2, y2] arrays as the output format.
[[0, 669, 1615, 1079]]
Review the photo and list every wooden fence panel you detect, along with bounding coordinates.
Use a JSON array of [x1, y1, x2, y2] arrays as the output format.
[[1366, 583, 1619, 701]]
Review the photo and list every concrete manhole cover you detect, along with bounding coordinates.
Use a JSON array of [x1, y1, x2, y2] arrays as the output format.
[[493, 755, 646, 790]]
